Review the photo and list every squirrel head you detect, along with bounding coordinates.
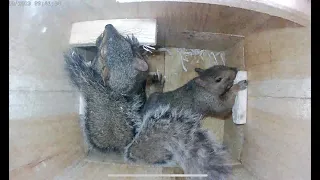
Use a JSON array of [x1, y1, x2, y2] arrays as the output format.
[[96, 24, 149, 94], [194, 65, 238, 95]]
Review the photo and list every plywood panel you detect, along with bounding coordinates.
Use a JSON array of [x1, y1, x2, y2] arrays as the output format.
[[162, 167, 184, 180], [244, 32, 271, 55], [60, 1, 301, 42], [247, 64, 273, 81], [271, 60, 310, 79], [69, 19, 157, 47], [9, 114, 85, 179], [269, 27, 311, 63], [55, 160, 168, 180], [9, 10, 73, 92], [9, 52, 75, 92], [223, 120, 244, 161], [247, 61, 310, 98], [229, 166, 258, 180], [246, 51, 271, 68], [242, 139, 308, 180], [224, 40, 245, 70], [243, 27, 311, 180], [246, 27, 311, 98], [242, 97, 311, 180], [9, 91, 79, 120], [246, 27, 310, 65], [164, 31, 244, 51], [116, 0, 310, 26], [56, 159, 256, 180], [248, 78, 311, 98], [10, 153, 83, 180], [253, 16, 302, 33]]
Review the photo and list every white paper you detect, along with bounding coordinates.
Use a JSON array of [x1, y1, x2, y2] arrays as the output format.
[[232, 71, 247, 125]]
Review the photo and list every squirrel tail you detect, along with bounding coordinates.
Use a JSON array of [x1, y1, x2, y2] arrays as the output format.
[[167, 128, 232, 180], [128, 105, 232, 180]]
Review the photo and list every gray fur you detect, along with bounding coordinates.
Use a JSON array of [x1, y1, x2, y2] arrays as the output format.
[[64, 48, 143, 152], [142, 65, 248, 118], [92, 24, 149, 96], [64, 24, 150, 152], [127, 65, 247, 173], [125, 105, 232, 180]]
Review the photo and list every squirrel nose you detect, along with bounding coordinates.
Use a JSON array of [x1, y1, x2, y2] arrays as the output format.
[[104, 24, 117, 35], [105, 24, 114, 30]]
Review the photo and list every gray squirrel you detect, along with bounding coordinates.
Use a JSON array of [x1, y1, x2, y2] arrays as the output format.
[[142, 65, 248, 118], [92, 24, 150, 100], [125, 105, 232, 180], [125, 65, 247, 179], [64, 24, 158, 152]]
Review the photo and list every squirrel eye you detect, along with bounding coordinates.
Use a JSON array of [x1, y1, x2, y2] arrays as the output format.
[[215, 77, 222, 83]]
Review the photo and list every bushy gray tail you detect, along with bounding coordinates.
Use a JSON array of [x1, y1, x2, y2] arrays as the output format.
[[64, 48, 104, 91], [126, 106, 232, 179], [163, 109, 232, 180], [167, 128, 232, 180]]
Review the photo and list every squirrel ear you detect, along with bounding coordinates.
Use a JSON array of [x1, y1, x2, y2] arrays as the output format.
[[133, 58, 149, 72], [102, 66, 109, 86], [195, 77, 207, 87], [195, 68, 205, 75]]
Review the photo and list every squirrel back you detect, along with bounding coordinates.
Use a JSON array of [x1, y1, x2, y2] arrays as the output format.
[[64, 24, 151, 152], [64, 48, 143, 152]]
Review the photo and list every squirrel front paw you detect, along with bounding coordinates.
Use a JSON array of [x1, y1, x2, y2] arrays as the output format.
[[237, 80, 248, 90], [148, 72, 165, 86]]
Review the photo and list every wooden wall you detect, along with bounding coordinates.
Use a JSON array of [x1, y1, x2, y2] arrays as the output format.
[[116, 0, 310, 26], [10, 0, 302, 49], [242, 27, 311, 180], [9, 5, 85, 179]]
